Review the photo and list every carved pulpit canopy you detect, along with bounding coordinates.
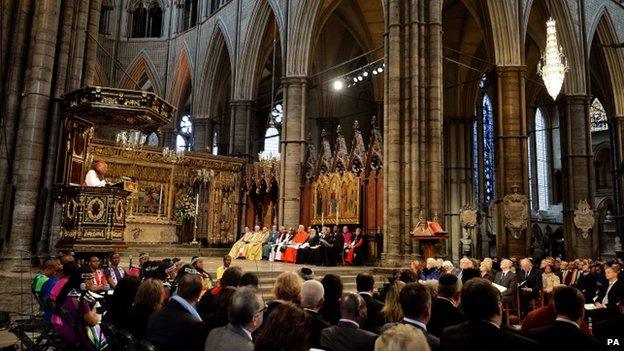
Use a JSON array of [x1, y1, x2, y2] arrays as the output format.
[[64, 86, 175, 132]]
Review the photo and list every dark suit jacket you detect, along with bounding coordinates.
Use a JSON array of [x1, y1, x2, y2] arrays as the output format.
[[494, 270, 518, 304], [428, 297, 466, 338], [441, 320, 537, 351], [528, 320, 604, 351], [518, 269, 542, 299], [305, 309, 331, 349], [593, 315, 624, 350], [204, 323, 253, 351], [147, 299, 209, 351], [596, 279, 624, 313], [359, 292, 385, 333], [320, 320, 377, 351], [575, 272, 598, 302], [400, 319, 440, 351]]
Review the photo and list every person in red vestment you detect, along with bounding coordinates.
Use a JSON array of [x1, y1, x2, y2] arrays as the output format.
[[282, 225, 309, 263], [341, 226, 352, 249], [344, 228, 364, 265]]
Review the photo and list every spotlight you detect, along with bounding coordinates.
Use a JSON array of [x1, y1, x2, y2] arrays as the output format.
[[378, 66, 383, 72], [372, 69, 378, 75], [353, 77, 358, 83], [332, 79, 344, 91], [357, 76, 363, 81], [363, 71, 369, 77]]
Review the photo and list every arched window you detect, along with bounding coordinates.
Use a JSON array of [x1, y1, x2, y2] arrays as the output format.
[[147, 132, 159, 146], [259, 103, 282, 159], [482, 94, 495, 203], [147, 2, 163, 37], [180, 0, 199, 32], [130, 3, 147, 38], [99, 0, 113, 35], [534, 108, 550, 210], [590, 98, 608, 132], [176, 115, 193, 151], [129, 1, 162, 38], [212, 131, 219, 155], [473, 75, 495, 205]]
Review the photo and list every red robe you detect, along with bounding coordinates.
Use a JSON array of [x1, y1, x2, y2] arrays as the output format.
[[344, 235, 364, 265], [282, 231, 309, 263]]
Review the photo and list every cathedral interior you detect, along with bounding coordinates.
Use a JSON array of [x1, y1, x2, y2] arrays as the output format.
[[1, 0, 624, 274]]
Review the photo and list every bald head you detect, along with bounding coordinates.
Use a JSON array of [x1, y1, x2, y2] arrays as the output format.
[[300, 280, 325, 310]]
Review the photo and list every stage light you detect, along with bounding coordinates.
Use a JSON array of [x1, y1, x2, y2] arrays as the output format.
[[363, 71, 369, 77], [372, 69, 378, 75], [332, 79, 344, 91], [378, 66, 383, 72], [353, 77, 358, 83], [357, 76, 363, 81]]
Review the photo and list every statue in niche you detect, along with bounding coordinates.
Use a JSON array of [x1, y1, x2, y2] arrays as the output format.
[[461, 229, 472, 256]]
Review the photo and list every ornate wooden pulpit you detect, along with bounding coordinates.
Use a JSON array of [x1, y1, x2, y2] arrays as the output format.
[[56, 87, 174, 255], [57, 186, 131, 253]]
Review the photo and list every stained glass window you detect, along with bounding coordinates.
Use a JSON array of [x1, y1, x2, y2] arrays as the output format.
[[590, 98, 608, 132], [259, 104, 282, 159], [482, 94, 495, 204], [212, 131, 219, 155], [535, 109, 550, 209], [472, 121, 480, 202]]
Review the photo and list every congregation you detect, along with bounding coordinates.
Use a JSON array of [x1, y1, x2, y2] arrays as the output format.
[[29, 251, 624, 351], [227, 225, 365, 266]]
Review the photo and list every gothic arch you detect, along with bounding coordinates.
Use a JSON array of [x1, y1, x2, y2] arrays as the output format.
[[487, 0, 522, 65], [234, 0, 283, 99], [168, 46, 193, 112], [198, 23, 234, 118], [285, 0, 324, 76], [120, 51, 163, 95], [93, 60, 108, 86], [588, 9, 624, 115]]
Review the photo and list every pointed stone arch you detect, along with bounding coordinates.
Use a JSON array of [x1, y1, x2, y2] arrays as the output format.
[[93, 59, 109, 86], [588, 9, 624, 115], [198, 22, 234, 118], [119, 51, 163, 95], [234, 0, 284, 100], [488, 0, 522, 65], [168, 46, 193, 112]]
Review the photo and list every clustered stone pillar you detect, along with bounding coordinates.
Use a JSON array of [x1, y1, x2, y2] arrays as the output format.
[[6, 0, 63, 267], [382, 0, 444, 266], [0, 0, 35, 232], [494, 66, 530, 257], [559, 94, 597, 258], [0, 0, 102, 269], [443, 118, 475, 261], [278, 76, 307, 228], [229, 100, 253, 155]]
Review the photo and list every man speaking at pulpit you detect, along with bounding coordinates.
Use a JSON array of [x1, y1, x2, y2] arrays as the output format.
[[84, 160, 108, 187]]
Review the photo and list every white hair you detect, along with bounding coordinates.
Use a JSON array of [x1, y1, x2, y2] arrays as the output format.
[[300, 279, 325, 309]]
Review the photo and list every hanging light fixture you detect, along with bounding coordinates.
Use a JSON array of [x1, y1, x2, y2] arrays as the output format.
[[537, 18, 568, 100]]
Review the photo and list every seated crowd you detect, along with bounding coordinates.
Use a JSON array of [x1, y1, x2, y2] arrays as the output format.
[[30, 252, 624, 351], [228, 224, 366, 266]]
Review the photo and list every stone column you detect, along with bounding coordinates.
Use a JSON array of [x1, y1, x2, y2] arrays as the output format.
[[228, 100, 253, 155], [193, 118, 211, 151], [382, 0, 443, 266], [0, 0, 35, 237], [612, 115, 624, 248], [5, 0, 62, 267], [494, 66, 531, 257], [559, 94, 596, 258], [278, 76, 307, 227], [444, 117, 474, 260], [81, 0, 102, 87], [67, 0, 89, 89]]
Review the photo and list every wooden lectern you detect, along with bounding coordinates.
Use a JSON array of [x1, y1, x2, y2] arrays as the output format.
[[411, 218, 448, 259]]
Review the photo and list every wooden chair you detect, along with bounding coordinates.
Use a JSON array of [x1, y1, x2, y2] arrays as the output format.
[[502, 288, 522, 326]]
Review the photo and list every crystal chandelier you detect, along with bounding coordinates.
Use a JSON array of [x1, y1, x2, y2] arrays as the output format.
[[537, 18, 568, 100]]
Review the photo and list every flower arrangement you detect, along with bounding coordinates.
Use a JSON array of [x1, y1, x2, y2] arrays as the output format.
[[174, 194, 196, 222]]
